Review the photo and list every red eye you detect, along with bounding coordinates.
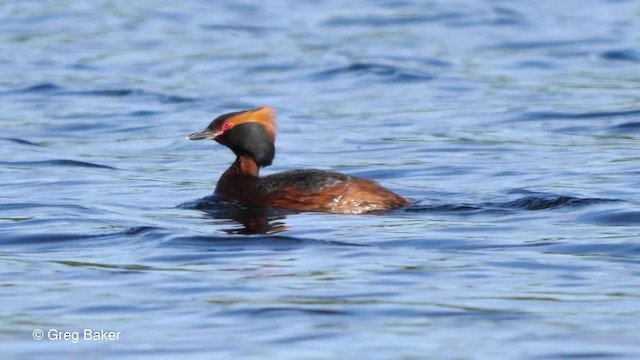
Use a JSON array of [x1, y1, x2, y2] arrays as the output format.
[[223, 122, 233, 130]]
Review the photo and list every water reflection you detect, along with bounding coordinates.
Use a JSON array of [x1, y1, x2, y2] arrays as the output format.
[[182, 195, 290, 234], [209, 206, 289, 235]]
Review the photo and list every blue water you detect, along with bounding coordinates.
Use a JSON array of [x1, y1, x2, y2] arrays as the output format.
[[2, 1, 640, 359]]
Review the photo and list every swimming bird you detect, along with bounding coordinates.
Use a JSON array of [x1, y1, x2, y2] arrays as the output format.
[[188, 107, 409, 214]]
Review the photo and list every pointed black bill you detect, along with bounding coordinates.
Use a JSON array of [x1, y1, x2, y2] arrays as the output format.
[[187, 129, 213, 140]]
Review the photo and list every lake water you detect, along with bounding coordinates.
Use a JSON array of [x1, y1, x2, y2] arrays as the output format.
[[2, 1, 640, 359]]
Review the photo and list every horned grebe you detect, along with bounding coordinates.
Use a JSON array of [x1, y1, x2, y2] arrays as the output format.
[[188, 107, 409, 214]]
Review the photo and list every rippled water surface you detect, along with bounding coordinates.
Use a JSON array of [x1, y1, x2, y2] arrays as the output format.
[[2, 1, 640, 359]]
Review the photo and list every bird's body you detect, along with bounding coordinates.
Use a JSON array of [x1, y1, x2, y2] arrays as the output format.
[[189, 107, 409, 214]]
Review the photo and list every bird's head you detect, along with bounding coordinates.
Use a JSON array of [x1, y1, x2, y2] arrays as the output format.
[[188, 107, 276, 167]]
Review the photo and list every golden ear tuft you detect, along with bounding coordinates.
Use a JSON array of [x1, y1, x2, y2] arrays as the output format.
[[231, 106, 276, 141]]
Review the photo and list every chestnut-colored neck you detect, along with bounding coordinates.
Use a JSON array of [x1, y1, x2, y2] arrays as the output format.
[[233, 156, 260, 177], [215, 156, 260, 200]]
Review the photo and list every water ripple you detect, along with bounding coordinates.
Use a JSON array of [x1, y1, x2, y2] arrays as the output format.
[[51, 260, 183, 272], [70, 88, 196, 103], [83, 88, 137, 97], [405, 204, 485, 213], [516, 109, 640, 122], [0, 202, 97, 212], [166, 233, 364, 249], [224, 306, 350, 317], [493, 38, 611, 50], [600, 49, 640, 63], [202, 24, 280, 34], [407, 195, 617, 214], [323, 13, 463, 27], [313, 63, 434, 82], [534, 351, 628, 360], [609, 121, 640, 133], [500, 195, 614, 211], [0, 160, 117, 170], [4, 83, 197, 104], [2, 138, 45, 147], [547, 242, 640, 257], [577, 209, 640, 226], [16, 83, 60, 93], [1, 232, 109, 246]]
